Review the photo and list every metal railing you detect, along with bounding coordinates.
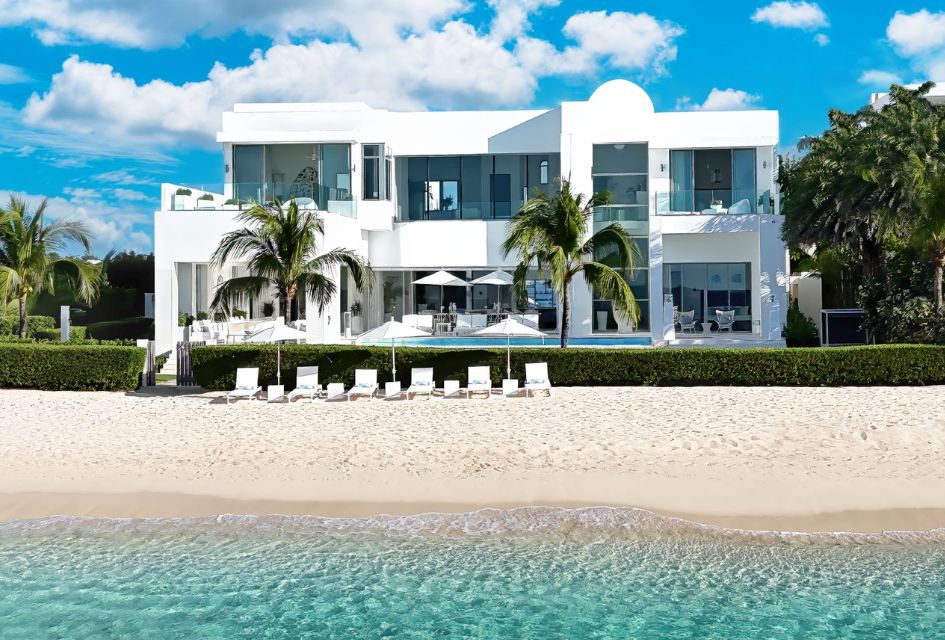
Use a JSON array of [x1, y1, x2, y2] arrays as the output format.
[[655, 189, 779, 215], [167, 181, 357, 218]]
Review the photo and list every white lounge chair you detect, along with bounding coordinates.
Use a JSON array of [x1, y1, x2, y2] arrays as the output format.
[[524, 362, 552, 398], [287, 366, 320, 402], [347, 369, 378, 401], [467, 366, 493, 399], [227, 368, 261, 403], [406, 367, 434, 399], [677, 310, 697, 334]]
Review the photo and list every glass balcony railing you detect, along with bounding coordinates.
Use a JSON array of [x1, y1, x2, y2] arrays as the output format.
[[655, 189, 779, 215], [166, 181, 356, 218]]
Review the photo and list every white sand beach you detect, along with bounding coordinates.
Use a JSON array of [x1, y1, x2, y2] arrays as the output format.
[[1, 386, 944, 532]]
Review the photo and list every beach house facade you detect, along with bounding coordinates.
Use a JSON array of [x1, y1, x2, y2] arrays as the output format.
[[153, 80, 788, 354]]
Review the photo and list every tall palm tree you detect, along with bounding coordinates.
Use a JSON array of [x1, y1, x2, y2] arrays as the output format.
[[0, 196, 101, 338], [502, 180, 639, 347], [868, 83, 945, 310], [211, 199, 373, 322]]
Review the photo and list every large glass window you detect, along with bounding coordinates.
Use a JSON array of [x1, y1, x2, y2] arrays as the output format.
[[669, 148, 757, 213], [663, 262, 752, 331], [592, 143, 649, 332], [233, 145, 264, 203], [396, 154, 559, 220]]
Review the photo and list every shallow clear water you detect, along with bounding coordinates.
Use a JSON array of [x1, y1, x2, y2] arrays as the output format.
[[1, 508, 943, 639]]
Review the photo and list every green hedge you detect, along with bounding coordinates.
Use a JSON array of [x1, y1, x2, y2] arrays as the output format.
[[190, 343, 945, 390], [0, 315, 55, 337], [0, 343, 146, 391], [87, 316, 154, 341], [34, 326, 88, 342]]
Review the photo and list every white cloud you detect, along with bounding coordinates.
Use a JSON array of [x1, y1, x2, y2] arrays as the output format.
[[858, 70, 903, 86], [91, 169, 148, 185], [752, 2, 828, 30], [21, 7, 684, 155], [887, 10, 945, 57], [813, 33, 829, 46], [0, 0, 466, 50], [112, 188, 149, 201], [0, 188, 153, 253], [676, 88, 763, 112], [0, 63, 29, 84]]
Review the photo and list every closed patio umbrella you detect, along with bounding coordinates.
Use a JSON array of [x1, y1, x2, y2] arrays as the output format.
[[471, 318, 545, 379], [412, 270, 469, 312], [243, 319, 313, 385], [357, 320, 430, 380]]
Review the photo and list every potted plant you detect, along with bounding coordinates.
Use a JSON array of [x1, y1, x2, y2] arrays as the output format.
[[223, 198, 241, 211], [172, 187, 192, 211], [350, 301, 363, 334], [197, 193, 214, 209]]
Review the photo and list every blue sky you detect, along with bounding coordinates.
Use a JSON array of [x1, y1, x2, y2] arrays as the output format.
[[0, 0, 941, 255]]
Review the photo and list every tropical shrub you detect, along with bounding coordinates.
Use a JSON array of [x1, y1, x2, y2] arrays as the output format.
[[191, 344, 945, 390], [0, 314, 55, 337], [785, 301, 820, 347], [0, 343, 146, 390]]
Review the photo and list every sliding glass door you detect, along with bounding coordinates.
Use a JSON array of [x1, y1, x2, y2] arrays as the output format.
[[663, 262, 752, 331]]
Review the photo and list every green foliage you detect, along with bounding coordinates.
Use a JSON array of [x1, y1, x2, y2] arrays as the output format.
[[155, 351, 170, 372], [86, 316, 154, 340], [0, 343, 145, 390], [232, 309, 247, 319], [178, 311, 190, 327], [503, 180, 639, 347], [785, 301, 820, 347], [33, 326, 88, 342], [175, 188, 192, 196], [0, 314, 54, 337], [195, 311, 209, 321], [198, 193, 214, 201], [190, 344, 945, 391], [210, 200, 373, 322]]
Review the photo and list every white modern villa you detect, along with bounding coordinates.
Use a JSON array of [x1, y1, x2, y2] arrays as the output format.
[[153, 79, 788, 354]]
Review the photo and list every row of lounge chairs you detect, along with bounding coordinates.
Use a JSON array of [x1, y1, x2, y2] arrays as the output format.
[[226, 364, 552, 403]]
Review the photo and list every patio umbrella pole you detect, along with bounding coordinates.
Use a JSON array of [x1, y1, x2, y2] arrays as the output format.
[[392, 339, 396, 381], [277, 344, 281, 385], [507, 334, 511, 379]]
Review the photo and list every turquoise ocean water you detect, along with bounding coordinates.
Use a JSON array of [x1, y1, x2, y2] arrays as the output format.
[[1, 507, 944, 639]]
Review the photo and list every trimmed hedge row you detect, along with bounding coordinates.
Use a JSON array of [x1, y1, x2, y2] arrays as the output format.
[[0, 343, 146, 391], [190, 343, 945, 390]]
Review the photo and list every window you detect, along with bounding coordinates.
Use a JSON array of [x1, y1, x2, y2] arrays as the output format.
[[362, 144, 390, 201], [539, 160, 549, 185], [591, 143, 649, 332], [669, 149, 757, 212], [663, 262, 752, 331]]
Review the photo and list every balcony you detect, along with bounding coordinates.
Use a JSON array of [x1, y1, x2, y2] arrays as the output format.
[[164, 181, 356, 218], [655, 189, 779, 216]]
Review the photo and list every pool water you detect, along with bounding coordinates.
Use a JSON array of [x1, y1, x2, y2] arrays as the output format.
[[361, 335, 651, 348], [1, 508, 943, 638]]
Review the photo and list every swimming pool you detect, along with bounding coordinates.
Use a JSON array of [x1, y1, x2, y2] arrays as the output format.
[[361, 335, 652, 348]]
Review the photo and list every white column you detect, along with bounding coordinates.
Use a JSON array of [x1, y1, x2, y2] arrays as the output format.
[[758, 215, 789, 340]]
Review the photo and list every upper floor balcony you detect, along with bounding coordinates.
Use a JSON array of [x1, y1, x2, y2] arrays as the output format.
[[654, 189, 779, 216], [162, 181, 356, 218]]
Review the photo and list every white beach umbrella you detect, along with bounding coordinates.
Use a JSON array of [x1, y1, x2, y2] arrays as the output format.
[[357, 320, 430, 381], [244, 319, 313, 385], [471, 318, 545, 379], [412, 270, 469, 312]]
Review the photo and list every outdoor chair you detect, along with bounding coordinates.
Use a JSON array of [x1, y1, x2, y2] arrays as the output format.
[[466, 366, 493, 399], [227, 368, 261, 403], [406, 368, 434, 399], [346, 369, 378, 400], [524, 362, 552, 398], [677, 310, 697, 334], [287, 366, 320, 402], [716, 309, 736, 334]]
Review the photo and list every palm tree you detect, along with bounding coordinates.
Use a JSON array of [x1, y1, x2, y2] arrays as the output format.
[[502, 180, 639, 347], [210, 199, 373, 322], [868, 83, 945, 310], [0, 196, 101, 338]]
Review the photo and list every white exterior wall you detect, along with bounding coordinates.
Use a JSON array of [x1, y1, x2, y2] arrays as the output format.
[[154, 80, 788, 351]]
